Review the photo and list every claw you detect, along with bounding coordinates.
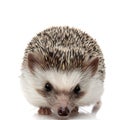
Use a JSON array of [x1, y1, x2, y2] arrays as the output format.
[[71, 106, 79, 113], [38, 107, 52, 115]]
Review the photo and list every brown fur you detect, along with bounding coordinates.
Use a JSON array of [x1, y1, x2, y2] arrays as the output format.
[[36, 89, 46, 97]]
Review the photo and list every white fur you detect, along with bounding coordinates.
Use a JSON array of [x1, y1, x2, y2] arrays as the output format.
[[77, 76, 103, 106], [20, 67, 103, 107], [20, 69, 49, 107]]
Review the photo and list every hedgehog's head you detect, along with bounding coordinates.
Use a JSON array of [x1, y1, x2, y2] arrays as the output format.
[[21, 52, 102, 118]]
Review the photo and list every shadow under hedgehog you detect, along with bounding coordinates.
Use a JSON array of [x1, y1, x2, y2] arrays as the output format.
[[20, 26, 105, 119]]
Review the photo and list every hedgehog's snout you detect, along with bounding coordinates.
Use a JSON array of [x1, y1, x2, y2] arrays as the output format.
[[58, 107, 70, 117], [50, 94, 72, 117]]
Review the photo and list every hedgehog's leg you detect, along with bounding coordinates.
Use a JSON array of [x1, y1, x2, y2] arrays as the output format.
[[71, 106, 79, 113], [92, 101, 102, 114], [38, 107, 52, 115]]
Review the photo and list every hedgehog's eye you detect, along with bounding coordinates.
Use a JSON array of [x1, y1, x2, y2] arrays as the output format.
[[45, 82, 52, 92], [73, 85, 81, 94]]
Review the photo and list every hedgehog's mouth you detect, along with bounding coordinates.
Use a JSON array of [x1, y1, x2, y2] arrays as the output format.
[[51, 107, 71, 118], [57, 107, 70, 117], [52, 106, 78, 118]]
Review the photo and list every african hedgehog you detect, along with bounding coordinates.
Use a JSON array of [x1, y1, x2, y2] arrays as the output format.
[[21, 26, 105, 118]]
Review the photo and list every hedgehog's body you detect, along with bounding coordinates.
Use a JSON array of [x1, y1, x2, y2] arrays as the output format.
[[21, 27, 105, 118]]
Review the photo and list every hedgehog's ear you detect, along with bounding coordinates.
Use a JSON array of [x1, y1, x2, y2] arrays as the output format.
[[82, 57, 99, 77], [27, 53, 47, 72]]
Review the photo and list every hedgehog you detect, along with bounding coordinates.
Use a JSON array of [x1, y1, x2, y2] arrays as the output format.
[[20, 26, 105, 118]]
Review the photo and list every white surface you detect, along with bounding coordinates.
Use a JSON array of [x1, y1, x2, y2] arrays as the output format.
[[0, 0, 120, 120]]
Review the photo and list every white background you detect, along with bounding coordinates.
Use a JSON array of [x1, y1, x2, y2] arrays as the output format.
[[0, 0, 120, 120]]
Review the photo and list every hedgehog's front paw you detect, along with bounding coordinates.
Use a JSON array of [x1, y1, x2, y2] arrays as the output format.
[[71, 106, 79, 113], [38, 107, 52, 115]]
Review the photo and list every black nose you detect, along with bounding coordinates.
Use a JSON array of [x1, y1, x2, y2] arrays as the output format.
[[58, 107, 70, 116]]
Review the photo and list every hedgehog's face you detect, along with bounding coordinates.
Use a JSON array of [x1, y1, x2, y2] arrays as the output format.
[[35, 70, 87, 118], [21, 53, 102, 118]]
